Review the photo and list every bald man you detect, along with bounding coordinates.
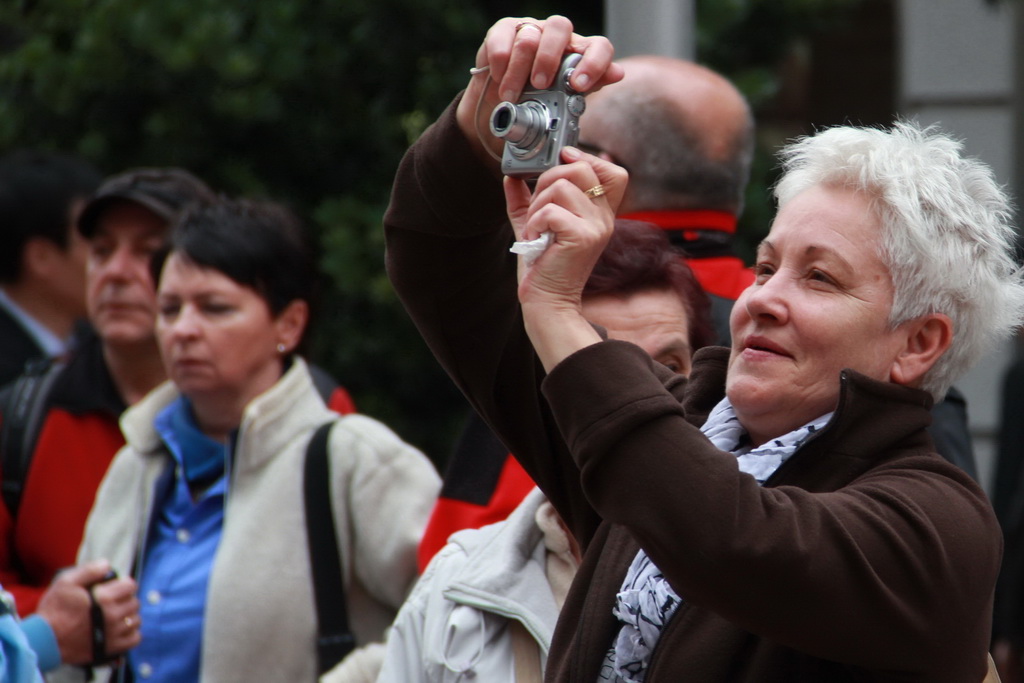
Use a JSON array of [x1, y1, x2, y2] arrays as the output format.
[[578, 56, 756, 345]]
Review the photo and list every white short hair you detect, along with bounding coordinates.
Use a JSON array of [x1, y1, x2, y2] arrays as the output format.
[[774, 121, 1024, 400]]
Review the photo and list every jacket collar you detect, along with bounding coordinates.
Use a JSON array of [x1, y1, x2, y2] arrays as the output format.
[[443, 488, 561, 642], [50, 327, 126, 417], [121, 356, 334, 474], [619, 209, 737, 234], [684, 346, 937, 489]]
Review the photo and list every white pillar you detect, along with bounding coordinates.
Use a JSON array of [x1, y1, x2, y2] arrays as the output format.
[[603, 0, 695, 60], [1016, 0, 1024, 211]]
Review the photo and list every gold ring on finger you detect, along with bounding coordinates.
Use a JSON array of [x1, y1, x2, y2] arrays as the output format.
[[583, 184, 606, 199], [515, 21, 542, 33]]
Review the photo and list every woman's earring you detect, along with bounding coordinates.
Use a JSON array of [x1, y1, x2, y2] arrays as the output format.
[[277, 343, 287, 354]]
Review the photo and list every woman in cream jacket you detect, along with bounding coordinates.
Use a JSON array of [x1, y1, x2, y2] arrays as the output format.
[[60, 198, 438, 683]]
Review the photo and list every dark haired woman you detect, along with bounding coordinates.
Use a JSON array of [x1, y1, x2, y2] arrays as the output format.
[[66, 199, 439, 683]]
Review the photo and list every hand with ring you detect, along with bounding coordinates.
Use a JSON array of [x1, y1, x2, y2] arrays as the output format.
[[35, 561, 142, 665], [457, 15, 624, 165], [503, 145, 627, 371]]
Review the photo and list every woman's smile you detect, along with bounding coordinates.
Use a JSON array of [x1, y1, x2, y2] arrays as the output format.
[[738, 334, 792, 360], [726, 184, 906, 446]]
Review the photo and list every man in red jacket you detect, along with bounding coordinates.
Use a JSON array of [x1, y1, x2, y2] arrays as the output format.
[[0, 168, 217, 671]]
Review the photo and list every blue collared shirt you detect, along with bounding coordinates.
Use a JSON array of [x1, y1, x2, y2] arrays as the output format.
[[129, 398, 228, 682]]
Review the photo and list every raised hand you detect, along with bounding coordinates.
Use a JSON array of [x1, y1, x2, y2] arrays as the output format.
[[456, 15, 623, 165], [504, 146, 628, 372]]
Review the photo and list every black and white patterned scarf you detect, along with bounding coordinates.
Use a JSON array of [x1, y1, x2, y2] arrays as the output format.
[[597, 398, 833, 683]]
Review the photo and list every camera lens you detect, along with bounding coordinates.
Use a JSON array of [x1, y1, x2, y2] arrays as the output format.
[[492, 106, 513, 132], [490, 101, 547, 152]]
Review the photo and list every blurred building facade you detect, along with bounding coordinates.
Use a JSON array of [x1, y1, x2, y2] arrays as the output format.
[[898, 0, 1019, 492]]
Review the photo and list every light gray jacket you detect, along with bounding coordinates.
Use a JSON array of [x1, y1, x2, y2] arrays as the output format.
[[376, 487, 578, 683], [53, 358, 439, 683]]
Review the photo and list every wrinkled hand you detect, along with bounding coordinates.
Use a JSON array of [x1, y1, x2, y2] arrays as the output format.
[[505, 147, 625, 304], [456, 15, 624, 164], [35, 560, 141, 665], [503, 147, 627, 371]]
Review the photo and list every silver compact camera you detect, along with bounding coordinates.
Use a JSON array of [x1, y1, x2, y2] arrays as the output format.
[[489, 53, 587, 179]]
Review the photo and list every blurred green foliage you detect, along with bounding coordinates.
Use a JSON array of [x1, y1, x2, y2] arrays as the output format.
[[0, 0, 867, 467], [696, 0, 866, 263], [0, 0, 491, 464]]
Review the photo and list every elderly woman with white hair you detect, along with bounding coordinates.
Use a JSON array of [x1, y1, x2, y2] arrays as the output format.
[[384, 15, 1024, 683]]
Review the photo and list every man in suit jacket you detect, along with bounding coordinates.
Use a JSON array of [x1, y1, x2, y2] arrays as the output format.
[[0, 150, 102, 385]]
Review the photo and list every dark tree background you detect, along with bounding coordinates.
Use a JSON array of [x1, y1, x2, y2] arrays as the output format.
[[0, 0, 871, 468]]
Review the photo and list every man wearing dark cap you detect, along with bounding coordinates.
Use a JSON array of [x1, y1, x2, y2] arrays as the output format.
[[0, 150, 102, 386], [0, 168, 216, 673]]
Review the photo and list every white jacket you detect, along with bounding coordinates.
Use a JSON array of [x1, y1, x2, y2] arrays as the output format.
[[375, 488, 578, 683], [53, 358, 439, 683]]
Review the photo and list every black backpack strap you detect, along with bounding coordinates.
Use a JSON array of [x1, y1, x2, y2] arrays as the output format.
[[303, 421, 356, 675], [0, 358, 64, 517]]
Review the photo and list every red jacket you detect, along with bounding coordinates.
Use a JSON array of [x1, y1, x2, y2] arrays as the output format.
[[416, 413, 535, 571], [0, 331, 124, 615]]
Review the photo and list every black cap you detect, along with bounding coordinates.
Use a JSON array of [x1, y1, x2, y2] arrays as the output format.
[[77, 167, 217, 238]]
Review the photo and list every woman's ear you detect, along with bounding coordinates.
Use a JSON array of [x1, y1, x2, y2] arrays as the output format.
[[275, 299, 309, 353], [889, 313, 953, 387]]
